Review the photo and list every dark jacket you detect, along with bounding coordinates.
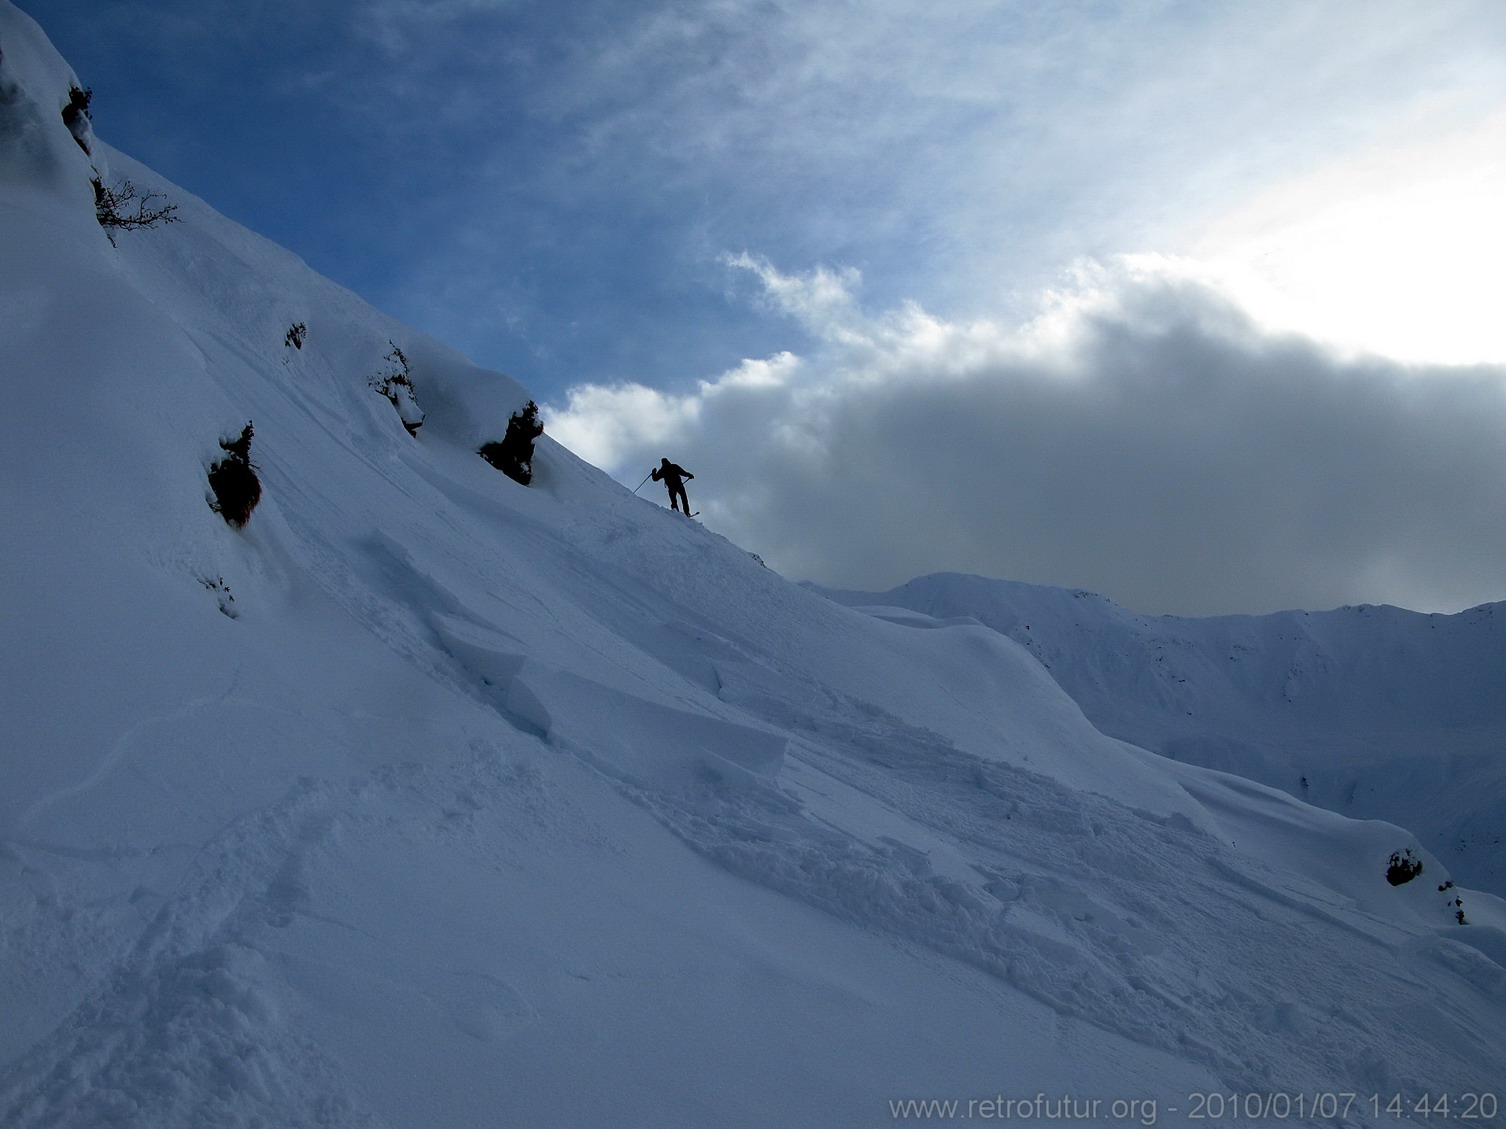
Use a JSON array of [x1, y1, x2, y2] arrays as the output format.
[[652, 462, 692, 488]]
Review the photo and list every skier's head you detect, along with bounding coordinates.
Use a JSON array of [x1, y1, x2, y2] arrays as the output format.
[[660, 457, 672, 467]]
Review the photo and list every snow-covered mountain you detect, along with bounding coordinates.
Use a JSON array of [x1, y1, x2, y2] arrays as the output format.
[[3, 5, 1504, 1126], [816, 574, 1506, 899]]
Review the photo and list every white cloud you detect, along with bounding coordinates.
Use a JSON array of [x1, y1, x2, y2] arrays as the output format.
[[550, 257, 1506, 616], [722, 253, 864, 340], [546, 379, 703, 470]]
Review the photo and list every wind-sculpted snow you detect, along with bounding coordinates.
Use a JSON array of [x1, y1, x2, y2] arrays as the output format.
[[3, 4, 1504, 1124], [627, 681, 1505, 1101], [819, 572, 1506, 896]]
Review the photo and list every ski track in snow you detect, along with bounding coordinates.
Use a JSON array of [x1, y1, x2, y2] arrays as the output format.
[[3, 776, 378, 1129], [616, 681, 1503, 1106], [2, 745, 562, 1129], [11, 683, 246, 840]]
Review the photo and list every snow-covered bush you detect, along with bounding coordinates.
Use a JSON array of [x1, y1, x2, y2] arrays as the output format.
[[198, 575, 238, 618], [1439, 881, 1469, 925], [478, 400, 543, 485], [207, 423, 261, 528], [370, 341, 424, 436], [92, 176, 179, 246]]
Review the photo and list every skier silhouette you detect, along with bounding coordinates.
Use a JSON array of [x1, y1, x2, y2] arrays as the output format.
[[651, 458, 694, 514]]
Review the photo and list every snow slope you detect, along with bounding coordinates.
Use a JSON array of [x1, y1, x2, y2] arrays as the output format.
[[3, 6, 1505, 1126], [817, 573, 1506, 898]]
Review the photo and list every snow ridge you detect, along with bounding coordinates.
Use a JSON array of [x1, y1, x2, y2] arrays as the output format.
[[818, 572, 1506, 895]]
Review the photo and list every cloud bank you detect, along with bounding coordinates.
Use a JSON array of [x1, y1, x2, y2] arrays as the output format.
[[550, 257, 1506, 616]]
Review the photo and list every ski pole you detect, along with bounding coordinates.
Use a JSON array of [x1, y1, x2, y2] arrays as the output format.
[[631, 470, 653, 495]]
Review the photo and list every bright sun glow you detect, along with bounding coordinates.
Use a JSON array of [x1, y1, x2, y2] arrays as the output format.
[[1191, 111, 1506, 366]]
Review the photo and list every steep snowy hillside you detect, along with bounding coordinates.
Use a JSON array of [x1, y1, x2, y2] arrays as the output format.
[[4, 6, 1505, 1127], [818, 573, 1506, 897]]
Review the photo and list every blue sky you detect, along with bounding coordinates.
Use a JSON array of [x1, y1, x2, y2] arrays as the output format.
[[26, 0, 1506, 613]]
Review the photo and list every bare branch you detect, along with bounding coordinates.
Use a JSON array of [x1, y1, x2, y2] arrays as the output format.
[[92, 177, 181, 246]]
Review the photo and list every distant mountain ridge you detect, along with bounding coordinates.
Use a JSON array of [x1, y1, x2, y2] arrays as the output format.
[[817, 572, 1506, 894]]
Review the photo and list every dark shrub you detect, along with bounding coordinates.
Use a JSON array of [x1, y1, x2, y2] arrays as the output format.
[[1386, 848, 1422, 886], [62, 86, 92, 153], [478, 400, 543, 485], [208, 423, 261, 527]]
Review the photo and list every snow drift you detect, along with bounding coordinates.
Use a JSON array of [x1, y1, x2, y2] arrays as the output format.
[[2, 5, 1503, 1126]]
